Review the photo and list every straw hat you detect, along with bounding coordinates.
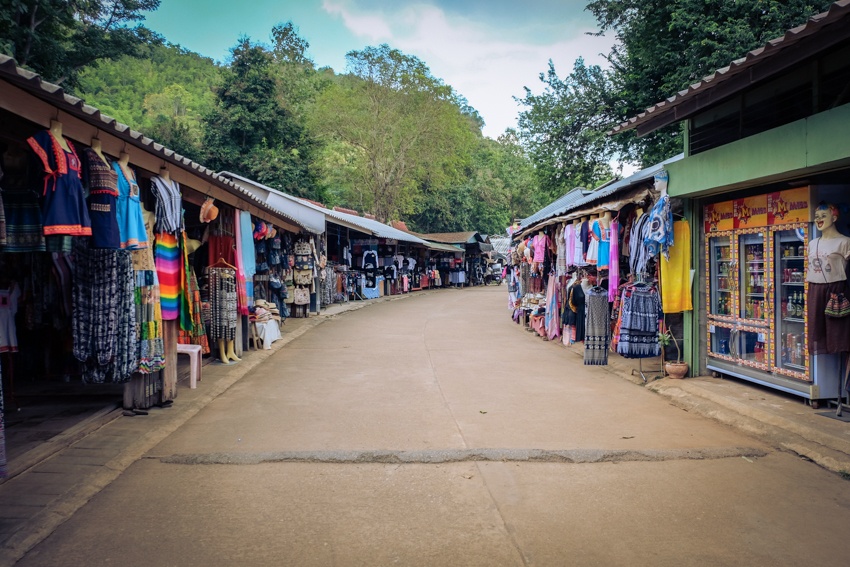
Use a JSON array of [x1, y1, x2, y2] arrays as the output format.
[[200, 197, 219, 223]]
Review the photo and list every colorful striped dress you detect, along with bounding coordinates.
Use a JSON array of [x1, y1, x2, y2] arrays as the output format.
[[155, 232, 181, 320]]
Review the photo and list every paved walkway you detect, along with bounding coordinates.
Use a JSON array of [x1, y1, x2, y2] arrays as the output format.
[[1, 286, 849, 565]]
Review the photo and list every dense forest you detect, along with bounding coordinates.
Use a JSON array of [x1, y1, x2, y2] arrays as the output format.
[[1, 0, 835, 233]]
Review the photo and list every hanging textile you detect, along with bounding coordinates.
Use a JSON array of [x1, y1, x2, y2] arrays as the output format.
[[112, 162, 148, 250], [564, 223, 575, 266], [155, 232, 180, 320], [72, 241, 137, 383], [567, 280, 586, 343], [82, 148, 121, 250], [660, 220, 693, 313], [178, 268, 210, 354], [0, 282, 21, 354], [616, 283, 662, 359], [150, 176, 183, 234], [0, 165, 6, 248], [26, 130, 92, 237], [643, 195, 674, 261], [0, 188, 46, 253], [556, 226, 567, 276], [544, 274, 561, 340], [586, 220, 599, 266], [584, 287, 610, 365], [206, 266, 237, 340], [580, 220, 590, 259], [134, 269, 166, 373], [239, 211, 256, 309], [597, 220, 611, 270], [608, 219, 620, 302], [629, 213, 652, 276], [0, 356, 5, 478]]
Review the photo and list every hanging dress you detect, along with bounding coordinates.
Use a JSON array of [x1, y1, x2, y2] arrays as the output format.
[[155, 232, 181, 320], [113, 162, 148, 250], [26, 130, 91, 237], [584, 287, 610, 365], [82, 148, 120, 249]]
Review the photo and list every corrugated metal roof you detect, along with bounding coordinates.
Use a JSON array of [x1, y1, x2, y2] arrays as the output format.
[[418, 231, 479, 244], [489, 237, 511, 257], [278, 197, 431, 245], [0, 54, 295, 225], [567, 154, 683, 210], [612, 0, 850, 136], [218, 172, 325, 234], [515, 154, 684, 239], [423, 241, 465, 253], [519, 187, 590, 230]]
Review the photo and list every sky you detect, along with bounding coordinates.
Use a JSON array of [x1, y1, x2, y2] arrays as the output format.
[[141, 0, 615, 139]]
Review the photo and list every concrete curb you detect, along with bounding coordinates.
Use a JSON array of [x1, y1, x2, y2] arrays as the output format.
[[646, 379, 850, 475]]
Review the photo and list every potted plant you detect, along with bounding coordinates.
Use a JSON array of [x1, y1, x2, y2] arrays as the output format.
[[659, 327, 689, 379]]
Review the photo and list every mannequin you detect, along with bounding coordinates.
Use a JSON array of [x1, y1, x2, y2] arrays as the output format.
[[90, 137, 108, 164], [806, 203, 850, 412], [159, 166, 171, 183], [49, 119, 70, 152], [600, 210, 612, 229]]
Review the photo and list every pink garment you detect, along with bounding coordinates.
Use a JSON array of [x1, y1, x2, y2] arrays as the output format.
[[564, 224, 575, 266], [608, 219, 620, 302], [532, 234, 549, 263], [234, 209, 249, 315]]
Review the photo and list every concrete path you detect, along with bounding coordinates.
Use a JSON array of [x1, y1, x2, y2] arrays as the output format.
[[5, 286, 850, 566]]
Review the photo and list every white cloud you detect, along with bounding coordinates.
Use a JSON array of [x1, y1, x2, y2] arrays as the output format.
[[322, 1, 614, 138]]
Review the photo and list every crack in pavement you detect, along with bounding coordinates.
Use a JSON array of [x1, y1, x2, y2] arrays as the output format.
[[156, 446, 769, 466]]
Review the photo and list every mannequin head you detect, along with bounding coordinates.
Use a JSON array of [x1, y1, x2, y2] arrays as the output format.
[[814, 202, 839, 235]]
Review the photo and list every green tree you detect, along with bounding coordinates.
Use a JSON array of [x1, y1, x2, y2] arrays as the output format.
[[310, 44, 476, 223], [203, 37, 317, 197], [0, 0, 160, 87], [587, 0, 835, 166], [76, 39, 219, 161], [410, 132, 539, 235], [517, 57, 615, 201]]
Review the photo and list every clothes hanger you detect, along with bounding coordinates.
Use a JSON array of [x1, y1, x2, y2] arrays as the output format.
[[211, 257, 237, 270]]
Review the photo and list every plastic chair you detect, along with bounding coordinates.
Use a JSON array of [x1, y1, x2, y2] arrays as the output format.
[[176, 344, 203, 388]]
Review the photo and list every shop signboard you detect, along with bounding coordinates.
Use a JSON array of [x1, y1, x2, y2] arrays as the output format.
[[733, 195, 768, 229], [704, 200, 735, 233], [767, 187, 810, 225]]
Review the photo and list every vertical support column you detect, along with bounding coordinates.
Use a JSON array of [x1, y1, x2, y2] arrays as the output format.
[[683, 198, 698, 376], [162, 320, 178, 401]]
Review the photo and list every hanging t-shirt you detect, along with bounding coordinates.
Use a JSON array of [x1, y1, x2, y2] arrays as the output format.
[[532, 233, 549, 263], [807, 236, 850, 283]]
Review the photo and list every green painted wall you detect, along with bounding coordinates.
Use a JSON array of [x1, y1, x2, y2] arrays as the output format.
[[668, 104, 850, 197], [666, 103, 850, 375]]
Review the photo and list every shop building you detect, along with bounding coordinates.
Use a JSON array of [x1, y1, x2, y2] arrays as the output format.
[[611, 0, 850, 406], [0, 54, 314, 479]]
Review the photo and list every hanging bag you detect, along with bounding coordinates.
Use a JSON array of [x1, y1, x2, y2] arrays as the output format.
[[293, 286, 310, 305], [817, 240, 850, 317]]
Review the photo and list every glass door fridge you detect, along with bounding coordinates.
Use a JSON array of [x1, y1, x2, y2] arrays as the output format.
[[708, 233, 735, 320], [772, 224, 809, 380]]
